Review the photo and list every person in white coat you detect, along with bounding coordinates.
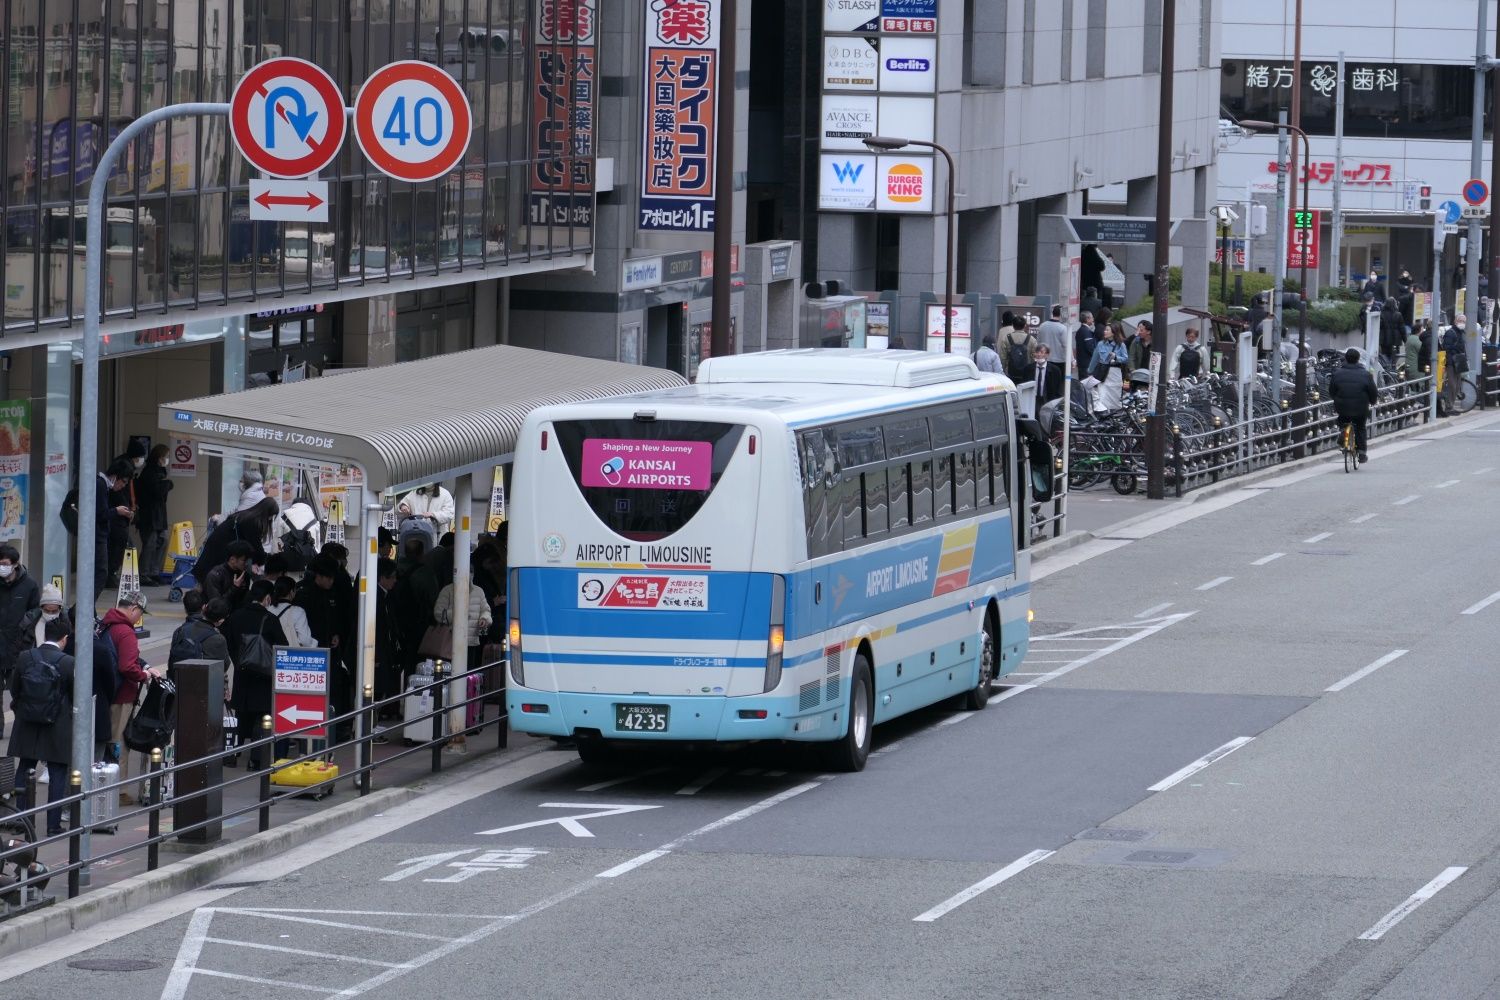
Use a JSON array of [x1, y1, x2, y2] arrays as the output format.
[[268, 576, 316, 647], [396, 484, 455, 534]]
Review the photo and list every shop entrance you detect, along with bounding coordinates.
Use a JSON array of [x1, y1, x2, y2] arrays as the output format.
[[645, 302, 686, 375]]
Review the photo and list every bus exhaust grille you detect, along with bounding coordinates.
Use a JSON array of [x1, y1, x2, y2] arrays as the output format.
[[799, 681, 821, 710]]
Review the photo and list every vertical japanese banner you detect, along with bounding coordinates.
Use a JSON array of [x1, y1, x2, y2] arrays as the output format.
[[532, 0, 597, 231], [639, 0, 720, 232], [0, 400, 30, 544]]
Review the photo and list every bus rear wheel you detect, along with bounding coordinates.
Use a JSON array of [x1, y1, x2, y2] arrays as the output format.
[[962, 617, 997, 711], [825, 655, 873, 772]]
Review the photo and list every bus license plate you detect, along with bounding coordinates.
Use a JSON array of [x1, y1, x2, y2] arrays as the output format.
[[615, 703, 670, 733]]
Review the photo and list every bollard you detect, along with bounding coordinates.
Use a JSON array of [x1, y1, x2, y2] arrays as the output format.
[[431, 661, 447, 774], [258, 715, 273, 833], [171, 658, 225, 845], [147, 749, 163, 870], [67, 771, 82, 899], [359, 684, 374, 797]]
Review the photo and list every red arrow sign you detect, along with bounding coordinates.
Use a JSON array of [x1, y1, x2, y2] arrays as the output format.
[[274, 692, 328, 738], [254, 188, 324, 211]]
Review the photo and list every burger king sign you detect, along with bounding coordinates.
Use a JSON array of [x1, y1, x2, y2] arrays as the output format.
[[877, 156, 933, 212]]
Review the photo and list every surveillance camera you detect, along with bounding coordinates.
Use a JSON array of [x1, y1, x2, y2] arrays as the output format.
[[1213, 205, 1240, 224]]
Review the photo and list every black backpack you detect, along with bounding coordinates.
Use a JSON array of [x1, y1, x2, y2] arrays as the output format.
[[280, 514, 317, 571], [13, 647, 65, 725], [1004, 335, 1030, 378], [93, 622, 120, 704], [1179, 343, 1202, 378], [124, 677, 177, 754]]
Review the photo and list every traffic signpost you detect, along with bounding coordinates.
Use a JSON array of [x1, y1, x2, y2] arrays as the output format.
[[274, 646, 331, 740], [230, 58, 346, 179], [353, 61, 473, 183]]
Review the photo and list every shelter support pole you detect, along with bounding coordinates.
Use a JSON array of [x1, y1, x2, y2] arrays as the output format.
[[450, 477, 474, 738], [359, 490, 380, 740]]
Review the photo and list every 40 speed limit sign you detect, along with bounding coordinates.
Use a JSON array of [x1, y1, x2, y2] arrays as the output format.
[[354, 60, 473, 183]]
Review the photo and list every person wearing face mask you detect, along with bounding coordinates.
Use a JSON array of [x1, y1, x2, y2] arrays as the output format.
[[136, 444, 173, 586], [1440, 315, 1470, 416], [14, 584, 70, 661], [0, 544, 41, 691], [395, 483, 455, 534], [105, 440, 147, 588]]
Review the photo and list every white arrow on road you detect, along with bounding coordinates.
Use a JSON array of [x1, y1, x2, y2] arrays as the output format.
[[278, 705, 325, 725], [475, 802, 662, 839], [382, 849, 478, 882]]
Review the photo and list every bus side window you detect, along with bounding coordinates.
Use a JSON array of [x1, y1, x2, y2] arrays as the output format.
[[841, 466, 863, 547], [992, 443, 1010, 504], [955, 450, 977, 514], [911, 458, 933, 526], [934, 454, 954, 520], [889, 463, 911, 530], [800, 430, 833, 557], [864, 469, 889, 536]]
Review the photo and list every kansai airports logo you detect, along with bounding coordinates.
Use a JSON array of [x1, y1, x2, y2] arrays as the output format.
[[886, 162, 925, 203], [885, 57, 930, 72]]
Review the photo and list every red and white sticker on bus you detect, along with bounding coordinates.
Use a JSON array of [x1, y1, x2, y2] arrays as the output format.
[[578, 574, 708, 611]]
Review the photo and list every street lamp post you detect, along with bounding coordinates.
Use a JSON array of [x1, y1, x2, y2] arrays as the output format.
[[864, 136, 956, 353], [1241, 118, 1313, 446]]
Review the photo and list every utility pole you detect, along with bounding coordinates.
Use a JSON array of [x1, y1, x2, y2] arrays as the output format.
[[1332, 51, 1346, 286], [1270, 110, 1290, 408], [1146, 0, 1175, 500], [1465, 0, 1488, 365], [710, 0, 736, 360], [1491, 13, 1500, 341]]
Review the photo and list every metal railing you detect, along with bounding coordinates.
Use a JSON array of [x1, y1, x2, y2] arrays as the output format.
[[1168, 374, 1432, 497], [0, 661, 506, 914]]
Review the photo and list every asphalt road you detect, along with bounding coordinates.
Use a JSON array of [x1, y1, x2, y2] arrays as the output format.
[[4, 414, 1500, 999]]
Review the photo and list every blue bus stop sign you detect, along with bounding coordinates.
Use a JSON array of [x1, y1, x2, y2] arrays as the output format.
[[1440, 200, 1463, 226]]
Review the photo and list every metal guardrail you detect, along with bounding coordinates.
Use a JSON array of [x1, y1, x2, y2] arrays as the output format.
[[1169, 375, 1433, 497], [0, 662, 506, 912]]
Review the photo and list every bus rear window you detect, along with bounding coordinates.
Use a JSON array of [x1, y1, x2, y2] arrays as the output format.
[[552, 419, 745, 541]]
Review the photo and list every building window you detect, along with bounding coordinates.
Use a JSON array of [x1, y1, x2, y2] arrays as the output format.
[[964, 0, 1006, 88], [1022, 0, 1036, 85], [1143, 0, 1162, 75], [1061, 0, 1074, 81], [1200, 0, 1213, 68], [1086, 0, 1107, 80]]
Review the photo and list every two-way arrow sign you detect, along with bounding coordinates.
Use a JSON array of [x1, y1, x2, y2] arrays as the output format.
[[250, 178, 330, 222]]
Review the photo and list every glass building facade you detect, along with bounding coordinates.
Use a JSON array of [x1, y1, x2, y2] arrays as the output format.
[[1, 0, 595, 334]]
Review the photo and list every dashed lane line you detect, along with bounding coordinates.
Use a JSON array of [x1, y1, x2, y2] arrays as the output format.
[[1393, 495, 1421, 506], [1461, 591, 1500, 616], [1325, 650, 1409, 693], [1251, 552, 1285, 566], [1147, 737, 1255, 792], [1303, 532, 1333, 544], [1434, 480, 1461, 489], [1135, 601, 1174, 618], [1196, 576, 1233, 591], [1350, 513, 1379, 524], [1358, 867, 1468, 941]]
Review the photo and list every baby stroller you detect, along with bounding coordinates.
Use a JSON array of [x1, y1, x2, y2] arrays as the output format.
[[167, 556, 199, 603]]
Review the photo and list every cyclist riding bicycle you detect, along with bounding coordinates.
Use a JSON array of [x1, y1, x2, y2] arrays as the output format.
[[1328, 347, 1378, 463]]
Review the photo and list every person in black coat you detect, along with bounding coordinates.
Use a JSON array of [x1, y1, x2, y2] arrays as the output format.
[[0, 545, 40, 688], [296, 556, 355, 735], [1328, 349, 1378, 461], [1379, 297, 1404, 362], [105, 440, 146, 587], [7, 619, 75, 835], [195, 498, 277, 582], [1027, 344, 1065, 415], [222, 579, 288, 769], [136, 444, 173, 586]]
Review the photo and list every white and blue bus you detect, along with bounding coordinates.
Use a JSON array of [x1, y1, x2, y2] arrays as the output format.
[[505, 350, 1053, 770]]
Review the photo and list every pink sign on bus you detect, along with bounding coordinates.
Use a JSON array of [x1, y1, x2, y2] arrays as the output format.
[[582, 438, 713, 491]]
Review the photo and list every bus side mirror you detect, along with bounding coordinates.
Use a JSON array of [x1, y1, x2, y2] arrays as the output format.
[[1015, 418, 1054, 504]]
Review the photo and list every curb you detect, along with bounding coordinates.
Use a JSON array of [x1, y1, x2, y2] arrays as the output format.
[[0, 782, 419, 958], [1033, 529, 1095, 561]]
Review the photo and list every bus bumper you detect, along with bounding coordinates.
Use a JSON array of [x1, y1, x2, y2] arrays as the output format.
[[506, 688, 834, 742]]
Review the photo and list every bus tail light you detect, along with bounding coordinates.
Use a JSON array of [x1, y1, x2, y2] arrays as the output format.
[[509, 568, 525, 686], [764, 575, 786, 693]]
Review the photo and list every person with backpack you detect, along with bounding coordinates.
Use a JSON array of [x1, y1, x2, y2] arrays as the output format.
[[100, 592, 161, 804], [1170, 326, 1206, 380], [168, 591, 231, 679], [200, 540, 256, 611], [222, 579, 289, 770], [1001, 316, 1037, 381], [268, 576, 315, 648], [7, 618, 74, 836], [13, 584, 70, 665], [1440, 316, 1470, 416]]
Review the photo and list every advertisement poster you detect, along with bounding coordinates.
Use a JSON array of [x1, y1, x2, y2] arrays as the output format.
[[924, 304, 974, 354], [639, 0, 721, 232], [318, 465, 362, 520], [530, 0, 597, 230], [0, 400, 29, 544]]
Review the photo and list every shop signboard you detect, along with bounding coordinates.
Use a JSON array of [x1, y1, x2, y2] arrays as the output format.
[[530, 0, 598, 229], [877, 37, 937, 93], [825, 0, 880, 33], [924, 304, 973, 354], [639, 0, 721, 232], [876, 156, 934, 213], [823, 36, 879, 91], [0, 401, 29, 545], [818, 154, 877, 210]]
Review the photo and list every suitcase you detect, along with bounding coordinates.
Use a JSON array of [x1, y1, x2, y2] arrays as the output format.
[[464, 673, 484, 733], [268, 759, 339, 799], [402, 674, 440, 744], [88, 762, 121, 834], [481, 643, 506, 705]]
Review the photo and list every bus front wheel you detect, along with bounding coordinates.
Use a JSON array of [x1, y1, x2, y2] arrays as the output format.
[[962, 617, 997, 711], [825, 655, 873, 772]]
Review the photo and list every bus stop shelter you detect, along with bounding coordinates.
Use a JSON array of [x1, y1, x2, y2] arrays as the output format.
[[156, 343, 686, 727]]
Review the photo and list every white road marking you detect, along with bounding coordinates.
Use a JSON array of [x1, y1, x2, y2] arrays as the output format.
[[912, 849, 1055, 922], [675, 767, 730, 796], [185, 968, 335, 993], [597, 781, 823, 879], [1393, 495, 1421, 506], [1434, 480, 1460, 488], [1462, 591, 1500, 616], [475, 802, 663, 839], [1252, 552, 1285, 566], [1325, 650, 1409, 693], [1350, 513, 1379, 524], [217, 909, 456, 941], [200, 938, 407, 969], [1473, 467, 1494, 475], [1148, 737, 1255, 792], [577, 766, 671, 792], [1030, 614, 1196, 686], [1135, 602, 1174, 618], [994, 684, 1036, 702], [1196, 576, 1233, 591], [1303, 532, 1333, 544], [160, 908, 216, 1000], [870, 741, 904, 757], [1358, 867, 1468, 941]]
